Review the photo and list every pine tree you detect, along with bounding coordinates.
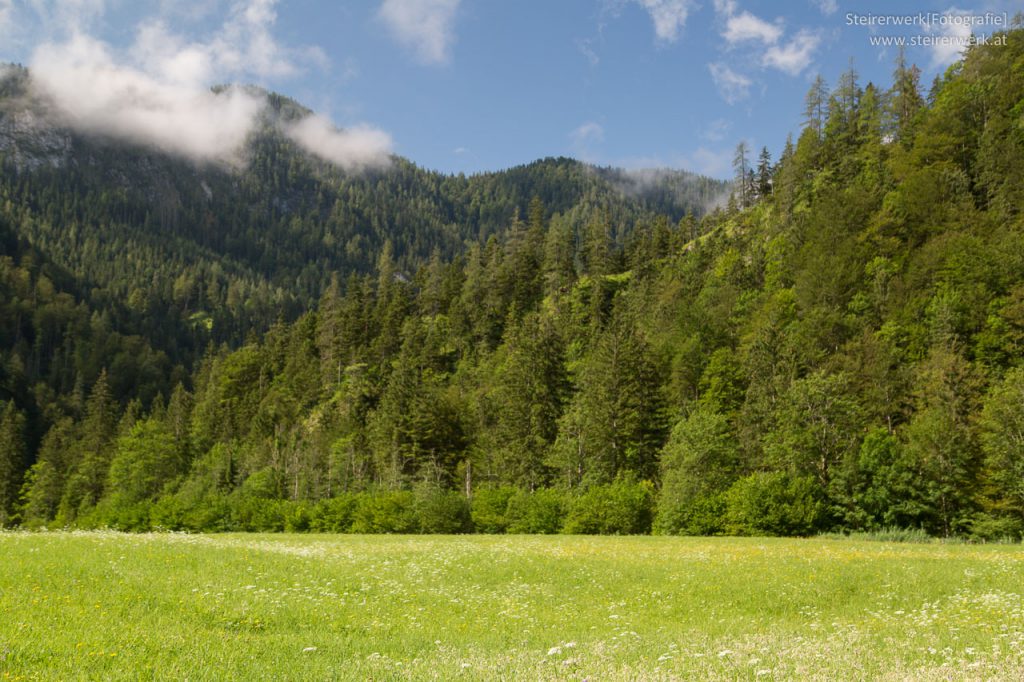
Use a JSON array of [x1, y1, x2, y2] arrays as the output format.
[[316, 273, 346, 389], [889, 47, 924, 140], [755, 147, 773, 200], [803, 74, 829, 138], [732, 142, 752, 208], [166, 382, 193, 459], [19, 418, 76, 525], [542, 216, 576, 297], [856, 82, 887, 186], [372, 240, 411, 360], [583, 212, 612, 277], [550, 313, 667, 487], [491, 313, 569, 489], [499, 210, 543, 315], [58, 370, 119, 521], [0, 400, 27, 526]]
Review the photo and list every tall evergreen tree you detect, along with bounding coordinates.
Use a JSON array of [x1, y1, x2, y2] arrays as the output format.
[[803, 74, 829, 138], [733, 141, 752, 208], [755, 147, 773, 200], [490, 313, 569, 490], [57, 370, 119, 522], [550, 313, 667, 487], [889, 47, 924, 140], [0, 400, 27, 526]]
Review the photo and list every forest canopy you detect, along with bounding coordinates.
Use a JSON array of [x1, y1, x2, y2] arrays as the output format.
[[2, 25, 1024, 538]]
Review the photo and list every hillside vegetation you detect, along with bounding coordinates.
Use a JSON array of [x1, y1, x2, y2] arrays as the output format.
[[1, 27, 1024, 538]]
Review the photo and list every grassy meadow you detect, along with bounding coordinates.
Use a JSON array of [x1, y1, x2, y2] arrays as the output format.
[[1, 533, 1024, 680]]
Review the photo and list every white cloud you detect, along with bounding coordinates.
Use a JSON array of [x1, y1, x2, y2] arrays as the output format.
[[570, 121, 604, 162], [723, 11, 783, 45], [126, 0, 325, 86], [812, 0, 838, 16], [713, 0, 819, 77], [377, 0, 460, 64], [571, 121, 605, 145], [285, 115, 392, 171], [208, 0, 310, 78], [713, 0, 737, 15], [927, 8, 973, 68], [708, 62, 752, 104], [24, 0, 392, 170], [633, 0, 696, 43], [30, 33, 266, 164], [762, 29, 820, 75]]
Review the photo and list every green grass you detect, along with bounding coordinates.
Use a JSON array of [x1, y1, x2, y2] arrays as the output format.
[[2, 533, 1024, 680]]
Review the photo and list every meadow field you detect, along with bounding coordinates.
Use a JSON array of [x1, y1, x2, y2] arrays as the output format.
[[1, 533, 1023, 680]]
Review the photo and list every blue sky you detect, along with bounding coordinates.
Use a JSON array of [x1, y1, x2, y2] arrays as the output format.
[[1, 0, 1020, 178]]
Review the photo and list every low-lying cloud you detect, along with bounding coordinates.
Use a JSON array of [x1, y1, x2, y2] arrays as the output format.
[[570, 121, 605, 162], [30, 33, 266, 164], [285, 115, 392, 171], [23, 0, 392, 170]]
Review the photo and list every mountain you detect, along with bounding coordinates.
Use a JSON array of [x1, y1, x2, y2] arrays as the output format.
[[4, 26, 1023, 537], [2, 61, 720, 321], [0, 60, 725, 384]]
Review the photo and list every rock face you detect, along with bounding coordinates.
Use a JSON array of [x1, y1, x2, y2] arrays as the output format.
[[0, 66, 73, 171], [0, 107, 73, 171]]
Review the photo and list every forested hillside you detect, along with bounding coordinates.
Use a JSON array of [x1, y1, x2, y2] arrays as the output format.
[[0, 64, 724, 373], [2, 25, 1024, 538]]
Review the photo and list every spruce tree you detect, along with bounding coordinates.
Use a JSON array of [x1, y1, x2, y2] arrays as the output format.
[[0, 400, 26, 526]]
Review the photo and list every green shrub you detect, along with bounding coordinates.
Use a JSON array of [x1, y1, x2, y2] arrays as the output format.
[[724, 472, 824, 536], [506, 488, 568, 534], [87, 499, 153, 531], [309, 495, 358, 532], [238, 468, 282, 499], [967, 514, 1024, 543], [470, 487, 517, 533], [151, 443, 235, 531], [654, 492, 727, 535], [152, 487, 232, 532], [230, 495, 289, 532], [350, 491, 419, 534], [415, 482, 472, 534], [284, 502, 313, 532], [563, 478, 655, 535]]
